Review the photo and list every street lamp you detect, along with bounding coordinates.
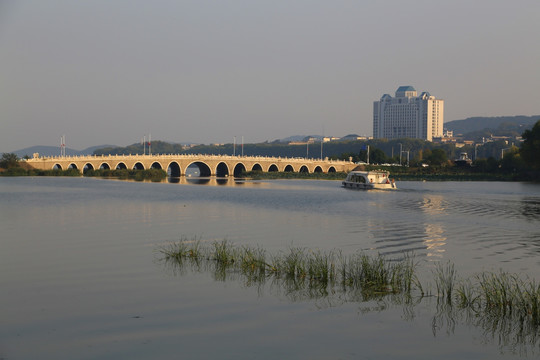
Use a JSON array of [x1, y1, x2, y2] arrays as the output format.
[[501, 147, 511, 159]]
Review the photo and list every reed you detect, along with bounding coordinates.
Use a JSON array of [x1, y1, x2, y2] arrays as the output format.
[[237, 245, 267, 275], [211, 239, 237, 266], [434, 262, 457, 305], [474, 272, 540, 324], [158, 239, 540, 348], [340, 253, 418, 295], [282, 247, 308, 279], [306, 249, 335, 284], [455, 278, 478, 308], [432, 268, 540, 343], [159, 238, 190, 260], [158, 239, 419, 298]]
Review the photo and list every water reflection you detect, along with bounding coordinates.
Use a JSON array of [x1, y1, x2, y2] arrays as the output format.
[[521, 197, 540, 220], [420, 194, 447, 214], [423, 223, 447, 258], [432, 302, 540, 357], [166, 177, 266, 187]]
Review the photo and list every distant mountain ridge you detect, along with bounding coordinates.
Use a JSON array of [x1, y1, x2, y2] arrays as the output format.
[[445, 115, 539, 134], [12, 145, 113, 158], [8, 116, 539, 158]]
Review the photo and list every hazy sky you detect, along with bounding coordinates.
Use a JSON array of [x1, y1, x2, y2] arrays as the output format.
[[1, 0, 539, 152]]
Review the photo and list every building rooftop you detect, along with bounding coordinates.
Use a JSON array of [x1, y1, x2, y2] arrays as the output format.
[[396, 85, 416, 92]]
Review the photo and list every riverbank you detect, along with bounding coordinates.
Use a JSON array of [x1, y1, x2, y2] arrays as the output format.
[[0, 167, 167, 181], [242, 170, 518, 181], [243, 166, 539, 182]]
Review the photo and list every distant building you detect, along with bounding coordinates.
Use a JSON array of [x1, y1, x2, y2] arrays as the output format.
[[341, 134, 371, 141], [373, 86, 444, 141], [322, 136, 341, 142]]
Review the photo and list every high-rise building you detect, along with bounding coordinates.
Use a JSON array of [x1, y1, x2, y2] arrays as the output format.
[[373, 86, 444, 141]]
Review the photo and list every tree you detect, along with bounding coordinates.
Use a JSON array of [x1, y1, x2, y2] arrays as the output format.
[[520, 120, 540, 169], [424, 148, 447, 166], [500, 147, 525, 173], [369, 148, 387, 164], [0, 153, 19, 169]]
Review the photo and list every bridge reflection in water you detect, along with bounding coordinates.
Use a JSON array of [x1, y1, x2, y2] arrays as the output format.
[[167, 177, 271, 187], [26, 154, 356, 177]]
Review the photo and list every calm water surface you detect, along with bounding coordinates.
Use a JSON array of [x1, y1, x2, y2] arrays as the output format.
[[1, 177, 540, 359]]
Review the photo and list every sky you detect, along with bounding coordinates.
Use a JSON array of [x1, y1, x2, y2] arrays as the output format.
[[1, 0, 539, 152]]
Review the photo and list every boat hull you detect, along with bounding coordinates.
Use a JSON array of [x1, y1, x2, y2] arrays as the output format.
[[341, 181, 396, 190]]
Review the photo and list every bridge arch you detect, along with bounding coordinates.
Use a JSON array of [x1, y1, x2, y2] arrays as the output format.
[[133, 162, 144, 170], [314, 166, 323, 173], [299, 165, 309, 173], [284, 164, 294, 172], [83, 163, 95, 173], [251, 163, 262, 172], [216, 162, 229, 177], [233, 163, 246, 177], [186, 161, 211, 177], [268, 164, 278, 172], [328, 166, 336, 173], [115, 162, 127, 170], [100, 162, 111, 170], [151, 162, 162, 170], [167, 161, 181, 177], [53, 163, 63, 170], [68, 163, 78, 170]]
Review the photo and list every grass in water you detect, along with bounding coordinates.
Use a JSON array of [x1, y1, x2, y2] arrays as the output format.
[[159, 238, 540, 350], [159, 239, 419, 298]]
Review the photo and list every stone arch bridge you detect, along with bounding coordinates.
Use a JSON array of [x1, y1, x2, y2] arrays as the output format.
[[26, 154, 356, 177]]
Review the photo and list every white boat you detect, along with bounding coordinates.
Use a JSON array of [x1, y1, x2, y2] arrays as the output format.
[[342, 170, 397, 190], [454, 152, 472, 166]]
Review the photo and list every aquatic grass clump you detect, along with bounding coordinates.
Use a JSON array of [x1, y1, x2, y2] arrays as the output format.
[[281, 247, 305, 278], [432, 267, 540, 345], [158, 239, 540, 350], [237, 245, 266, 272], [306, 250, 336, 284], [474, 272, 540, 325], [441, 270, 540, 322], [340, 253, 419, 296], [434, 262, 457, 305], [211, 239, 236, 266], [159, 235, 203, 261], [477, 271, 519, 316], [158, 239, 420, 298]]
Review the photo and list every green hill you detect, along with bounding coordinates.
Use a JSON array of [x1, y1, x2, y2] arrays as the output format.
[[445, 115, 539, 136]]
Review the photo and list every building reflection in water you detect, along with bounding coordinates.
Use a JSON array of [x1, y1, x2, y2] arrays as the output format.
[[365, 194, 448, 259], [423, 223, 446, 258], [420, 195, 447, 259]]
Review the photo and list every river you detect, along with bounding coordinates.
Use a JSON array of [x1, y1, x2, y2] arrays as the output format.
[[1, 177, 539, 359]]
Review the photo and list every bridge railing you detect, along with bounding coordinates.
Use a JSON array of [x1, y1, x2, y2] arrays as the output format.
[[28, 153, 352, 164]]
